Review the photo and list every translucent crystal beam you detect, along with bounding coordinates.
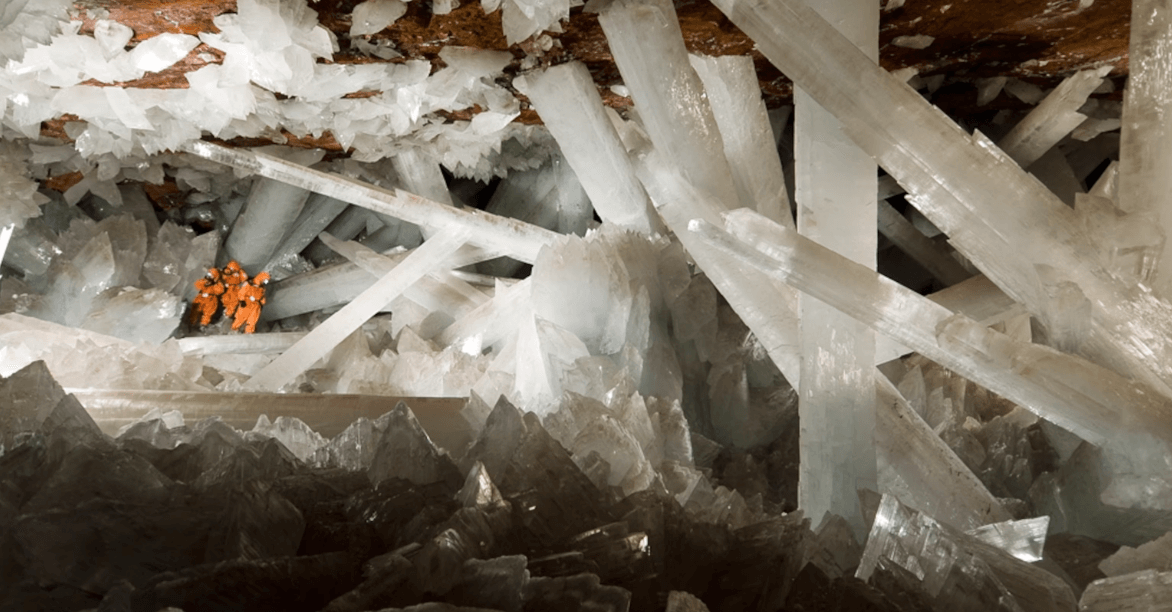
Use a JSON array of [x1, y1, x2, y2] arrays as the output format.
[[267, 193, 348, 267], [789, 0, 879, 538], [710, 0, 1172, 396], [317, 232, 487, 320], [513, 62, 659, 233], [998, 67, 1109, 168], [243, 227, 470, 392], [183, 141, 558, 264], [689, 212, 1172, 448], [689, 54, 793, 227], [1119, 0, 1172, 297], [875, 376, 1012, 531], [598, 0, 741, 211], [224, 177, 312, 271]]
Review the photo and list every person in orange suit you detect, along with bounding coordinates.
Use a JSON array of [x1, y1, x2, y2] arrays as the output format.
[[221, 260, 249, 319], [232, 271, 270, 334], [189, 268, 225, 327]]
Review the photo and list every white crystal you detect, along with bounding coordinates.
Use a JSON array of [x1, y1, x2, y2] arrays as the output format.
[[244, 227, 470, 391], [349, 0, 407, 37]]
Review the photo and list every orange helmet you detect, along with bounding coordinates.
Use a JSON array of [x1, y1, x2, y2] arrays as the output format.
[[254, 272, 271, 285], [205, 267, 220, 281], [225, 260, 242, 272]]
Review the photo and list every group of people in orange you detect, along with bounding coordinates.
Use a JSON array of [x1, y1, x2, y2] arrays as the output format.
[[190, 260, 271, 334]]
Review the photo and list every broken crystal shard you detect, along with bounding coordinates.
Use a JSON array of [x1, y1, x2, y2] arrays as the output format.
[[1080, 570, 1172, 611], [224, 177, 312, 271], [367, 402, 461, 487], [857, 494, 1076, 611], [599, 0, 741, 211], [515, 61, 658, 233], [710, 0, 1172, 397], [689, 53, 792, 226], [876, 198, 971, 286], [997, 67, 1108, 168], [244, 227, 469, 391], [694, 210, 1172, 450], [184, 141, 558, 264], [966, 516, 1050, 563], [79, 286, 182, 344], [1099, 531, 1172, 577]]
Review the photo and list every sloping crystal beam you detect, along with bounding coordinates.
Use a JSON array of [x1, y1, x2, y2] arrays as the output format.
[[788, 0, 879, 539], [689, 54, 793, 227], [689, 211, 1172, 449], [223, 177, 312, 271], [183, 141, 558, 264], [598, 0, 741, 210], [876, 376, 1012, 531], [998, 67, 1109, 168], [267, 193, 348, 266], [1119, 0, 1172, 297], [710, 0, 1172, 396], [318, 232, 487, 320], [877, 199, 971, 286], [243, 227, 470, 391], [514, 61, 659, 233]]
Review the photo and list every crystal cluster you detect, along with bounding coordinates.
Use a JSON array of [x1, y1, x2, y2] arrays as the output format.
[[1, 0, 1171, 609]]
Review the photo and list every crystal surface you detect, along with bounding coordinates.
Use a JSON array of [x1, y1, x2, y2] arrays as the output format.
[[224, 176, 313, 271], [515, 61, 658, 233], [244, 227, 469, 391], [710, 0, 1172, 398]]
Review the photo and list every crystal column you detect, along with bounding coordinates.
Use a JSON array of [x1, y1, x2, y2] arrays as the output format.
[[1119, 0, 1172, 296], [793, 0, 878, 539]]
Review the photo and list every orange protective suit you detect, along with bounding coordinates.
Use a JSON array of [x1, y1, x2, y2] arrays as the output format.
[[189, 268, 225, 326], [221, 260, 249, 318], [232, 272, 270, 334]]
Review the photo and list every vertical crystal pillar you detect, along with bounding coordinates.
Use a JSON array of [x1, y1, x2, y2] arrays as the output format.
[[794, 0, 878, 539], [1119, 0, 1172, 296], [223, 177, 311, 271]]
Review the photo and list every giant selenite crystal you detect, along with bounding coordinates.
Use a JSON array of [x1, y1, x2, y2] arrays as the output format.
[[792, 0, 878, 540], [710, 0, 1172, 401], [1118, 0, 1172, 297]]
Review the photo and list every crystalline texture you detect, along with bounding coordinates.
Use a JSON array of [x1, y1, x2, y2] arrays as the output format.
[[1080, 570, 1172, 611], [184, 141, 559, 264], [710, 0, 1172, 398], [349, 0, 407, 36], [514, 61, 658, 233], [788, 0, 879, 540], [857, 494, 1076, 611], [243, 227, 470, 391], [689, 53, 792, 226], [224, 177, 312, 271], [598, 0, 741, 210], [997, 67, 1109, 168], [690, 210, 1172, 452]]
